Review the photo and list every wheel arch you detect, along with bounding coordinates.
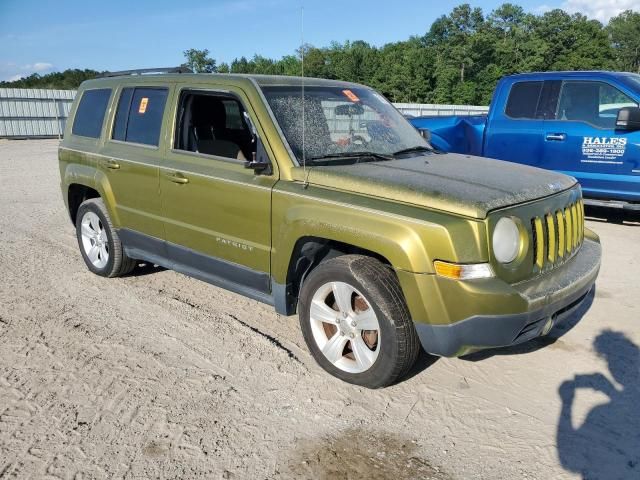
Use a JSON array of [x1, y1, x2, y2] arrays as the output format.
[[67, 183, 100, 224], [62, 162, 119, 227], [272, 224, 423, 316]]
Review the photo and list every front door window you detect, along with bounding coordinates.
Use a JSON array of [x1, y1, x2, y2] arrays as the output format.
[[556, 81, 637, 129]]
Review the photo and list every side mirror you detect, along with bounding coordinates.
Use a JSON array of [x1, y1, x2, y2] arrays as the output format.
[[244, 155, 270, 174], [241, 111, 272, 174], [243, 136, 272, 175], [616, 107, 640, 131]]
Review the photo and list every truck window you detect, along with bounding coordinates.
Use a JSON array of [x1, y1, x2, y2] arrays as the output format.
[[556, 81, 637, 129], [112, 87, 168, 146], [505, 82, 543, 119], [71, 88, 111, 138], [173, 91, 252, 161]]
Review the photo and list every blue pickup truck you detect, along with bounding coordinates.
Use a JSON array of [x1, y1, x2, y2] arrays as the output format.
[[410, 71, 640, 210]]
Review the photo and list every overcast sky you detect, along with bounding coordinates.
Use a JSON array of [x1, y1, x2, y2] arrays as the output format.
[[0, 0, 637, 81]]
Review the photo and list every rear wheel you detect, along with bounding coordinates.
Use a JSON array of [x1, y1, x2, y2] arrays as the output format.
[[298, 255, 420, 388], [75, 198, 136, 277]]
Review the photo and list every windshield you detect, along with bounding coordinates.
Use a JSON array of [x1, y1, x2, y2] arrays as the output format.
[[261, 85, 430, 165]]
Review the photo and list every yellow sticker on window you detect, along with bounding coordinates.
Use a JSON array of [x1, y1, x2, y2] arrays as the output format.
[[342, 89, 360, 103], [138, 97, 149, 114]]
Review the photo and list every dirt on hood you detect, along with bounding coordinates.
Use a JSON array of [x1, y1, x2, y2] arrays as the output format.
[[304, 153, 577, 218]]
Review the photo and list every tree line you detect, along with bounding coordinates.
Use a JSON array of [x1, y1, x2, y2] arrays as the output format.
[[3, 4, 639, 105]]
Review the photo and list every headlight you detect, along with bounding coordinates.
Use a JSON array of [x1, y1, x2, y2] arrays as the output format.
[[493, 217, 521, 264]]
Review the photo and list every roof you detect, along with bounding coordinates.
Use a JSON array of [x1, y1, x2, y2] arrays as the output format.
[[78, 72, 366, 91], [504, 70, 634, 80]]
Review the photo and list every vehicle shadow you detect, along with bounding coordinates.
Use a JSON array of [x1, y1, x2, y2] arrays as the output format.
[[403, 349, 440, 381], [126, 261, 167, 277], [460, 287, 595, 362], [556, 330, 639, 479], [584, 205, 640, 227]]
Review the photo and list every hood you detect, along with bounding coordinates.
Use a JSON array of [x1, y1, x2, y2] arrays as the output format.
[[304, 153, 577, 219]]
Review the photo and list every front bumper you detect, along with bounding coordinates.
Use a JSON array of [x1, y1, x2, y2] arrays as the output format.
[[400, 235, 601, 357]]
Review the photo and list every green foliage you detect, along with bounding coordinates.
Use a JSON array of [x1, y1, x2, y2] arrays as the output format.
[[182, 48, 217, 73], [607, 10, 640, 73], [213, 3, 636, 105], [0, 69, 102, 89], [2, 4, 639, 102]]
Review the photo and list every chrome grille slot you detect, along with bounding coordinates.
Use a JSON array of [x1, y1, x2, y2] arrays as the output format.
[[531, 199, 584, 273]]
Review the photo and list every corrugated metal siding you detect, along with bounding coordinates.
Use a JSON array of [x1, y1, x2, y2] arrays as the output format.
[[0, 88, 76, 138], [0, 88, 489, 138], [393, 103, 489, 117]]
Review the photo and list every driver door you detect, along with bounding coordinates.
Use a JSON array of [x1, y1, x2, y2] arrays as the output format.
[[159, 85, 278, 295], [543, 80, 640, 200]]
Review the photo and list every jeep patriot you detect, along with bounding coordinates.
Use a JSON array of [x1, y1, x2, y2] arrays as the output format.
[[59, 69, 601, 388]]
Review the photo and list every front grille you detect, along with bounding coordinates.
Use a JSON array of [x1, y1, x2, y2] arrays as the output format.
[[531, 199, 584, 272]]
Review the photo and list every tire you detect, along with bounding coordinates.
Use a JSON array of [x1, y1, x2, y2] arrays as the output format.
[[75, 198, 136, 277], [298, 254, 420, 388]]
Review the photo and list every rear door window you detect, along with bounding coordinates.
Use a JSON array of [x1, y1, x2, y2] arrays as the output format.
[[505, 82, 543, 119], [112, 87, 168, 146], [72, 88, 112, 138]]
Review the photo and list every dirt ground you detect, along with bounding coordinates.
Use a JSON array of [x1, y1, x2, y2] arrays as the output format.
[[0, 139, 638, 480]]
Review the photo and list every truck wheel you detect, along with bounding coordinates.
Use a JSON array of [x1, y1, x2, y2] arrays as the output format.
[[75, 198, 136, 278], [298, 255, 420, 388]]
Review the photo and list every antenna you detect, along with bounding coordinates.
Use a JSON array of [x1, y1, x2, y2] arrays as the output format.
[[301, 5, 308, 186]]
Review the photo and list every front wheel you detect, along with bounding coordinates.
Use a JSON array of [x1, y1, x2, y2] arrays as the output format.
[[298, 255, 420, 388]]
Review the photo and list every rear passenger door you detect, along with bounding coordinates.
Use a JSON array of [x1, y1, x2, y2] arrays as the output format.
[[159, 86, 278, 296], [99, 85, 171, 241]]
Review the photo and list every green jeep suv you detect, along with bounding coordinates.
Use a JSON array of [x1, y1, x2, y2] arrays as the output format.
[[59, 70, 601, 388]]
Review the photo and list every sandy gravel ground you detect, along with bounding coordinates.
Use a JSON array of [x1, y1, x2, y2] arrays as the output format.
[[0, 139, 638, 480]]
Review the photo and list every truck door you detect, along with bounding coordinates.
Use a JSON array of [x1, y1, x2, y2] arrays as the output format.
[[543, 80, 640, 201], [159, 86, 278, 297], [483, 80, 546, 166], [99, 85, 171, 240]]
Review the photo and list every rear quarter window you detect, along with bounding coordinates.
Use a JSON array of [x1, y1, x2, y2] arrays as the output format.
[[72, 88, 112, 138], [505, 82, 543, 119], [112, 87, 168, 146]]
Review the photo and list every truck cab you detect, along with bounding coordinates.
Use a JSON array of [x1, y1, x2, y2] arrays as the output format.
[[412, 71, 640, 210]]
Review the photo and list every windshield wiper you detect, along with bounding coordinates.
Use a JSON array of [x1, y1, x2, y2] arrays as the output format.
[[307, 151, 394, 163], [392, 145, 433, 157]]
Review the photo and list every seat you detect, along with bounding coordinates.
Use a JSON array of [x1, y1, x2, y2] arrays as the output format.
[[189, 96, 250, 159], [198, 139, 246, 160], [562, 84, 599, 125]]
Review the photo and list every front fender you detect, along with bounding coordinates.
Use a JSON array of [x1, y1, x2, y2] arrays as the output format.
[[270, 183, 489, 285]]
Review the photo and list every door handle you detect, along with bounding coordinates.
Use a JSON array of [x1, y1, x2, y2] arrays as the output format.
[[104, 159, 120, 170], [546, 133, 567, 142], [166, 172, 189, 184]]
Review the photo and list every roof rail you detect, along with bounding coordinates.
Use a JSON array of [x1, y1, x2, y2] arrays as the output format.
[[99, 66, 193, 78]]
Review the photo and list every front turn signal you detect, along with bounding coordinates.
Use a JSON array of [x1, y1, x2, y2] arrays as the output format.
[[433, 261, 494, 280]]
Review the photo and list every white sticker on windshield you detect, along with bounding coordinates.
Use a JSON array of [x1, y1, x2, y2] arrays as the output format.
[[581, 137, 627, 164]]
